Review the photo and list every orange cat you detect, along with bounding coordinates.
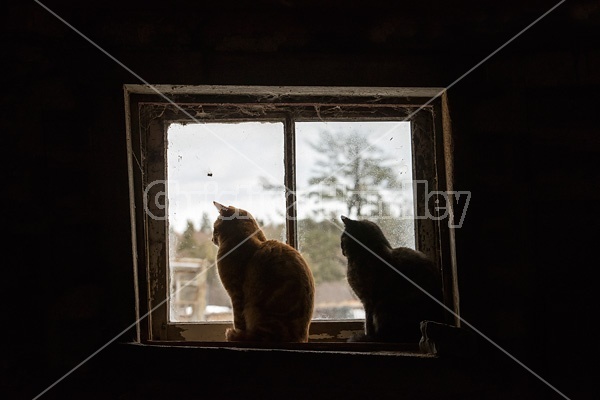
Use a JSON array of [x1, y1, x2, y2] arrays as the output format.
[[211, 201, 315, 342]]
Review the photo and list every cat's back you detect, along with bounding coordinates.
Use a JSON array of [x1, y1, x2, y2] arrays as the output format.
[[388, 246, 437, 274], [243, 240, 315, 341], [347, 243, 441, 309], [386, 246, 439, 285], [246, 240, 315, 312], [250, 240, 313, 280]]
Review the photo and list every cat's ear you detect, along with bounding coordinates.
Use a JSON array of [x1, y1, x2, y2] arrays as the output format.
[[341, 215, 352, 226], [213, 201, 234, 217]]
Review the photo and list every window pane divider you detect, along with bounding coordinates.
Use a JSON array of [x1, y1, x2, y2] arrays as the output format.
[[284, 113, 298, 248]]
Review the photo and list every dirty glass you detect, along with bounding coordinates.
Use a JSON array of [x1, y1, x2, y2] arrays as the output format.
[[165, 120, 415, 323], [295, 121, 415, 320], [166, 122, 285, 322]]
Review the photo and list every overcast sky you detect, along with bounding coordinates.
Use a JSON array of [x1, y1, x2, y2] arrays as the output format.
[[166, 121, 413, 233]]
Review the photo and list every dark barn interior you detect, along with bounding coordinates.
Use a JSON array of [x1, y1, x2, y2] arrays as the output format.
[[4, 1, 599, 399]]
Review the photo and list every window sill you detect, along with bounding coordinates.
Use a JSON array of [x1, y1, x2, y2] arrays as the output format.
[[128, 340, 434, 358]]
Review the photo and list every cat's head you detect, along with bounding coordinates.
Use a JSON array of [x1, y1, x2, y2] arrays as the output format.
[[213, 201, 252, 220], [340, 215, 391, 257], [212, 201, 266, 246]]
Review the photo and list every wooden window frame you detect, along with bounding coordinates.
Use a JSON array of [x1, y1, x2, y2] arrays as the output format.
[[124, 85, 460, 347]]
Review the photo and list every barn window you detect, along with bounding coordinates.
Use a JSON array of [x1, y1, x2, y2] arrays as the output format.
[[125, 85, 461, 345]]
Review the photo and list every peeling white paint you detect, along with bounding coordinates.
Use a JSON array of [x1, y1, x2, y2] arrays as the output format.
[[337, 330, 362, 339], [308, 333, 335, 340]]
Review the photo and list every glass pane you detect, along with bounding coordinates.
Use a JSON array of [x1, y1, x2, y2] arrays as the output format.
[[166, 122, 285, 322], [295, 121, 415, 320]]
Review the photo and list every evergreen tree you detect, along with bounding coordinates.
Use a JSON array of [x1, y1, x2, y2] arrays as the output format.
[[199, 212, 212, 233], [298, 218, 346, 284], [177, 220, 202, 258]]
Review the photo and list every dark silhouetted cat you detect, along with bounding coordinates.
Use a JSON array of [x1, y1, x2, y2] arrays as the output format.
[[212, 201, 315, 342], [340, 216, 443, 342]]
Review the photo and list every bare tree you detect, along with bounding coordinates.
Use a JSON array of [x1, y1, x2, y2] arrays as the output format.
[[308, 130, 399, 218], [307, 129, 414, 248]]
